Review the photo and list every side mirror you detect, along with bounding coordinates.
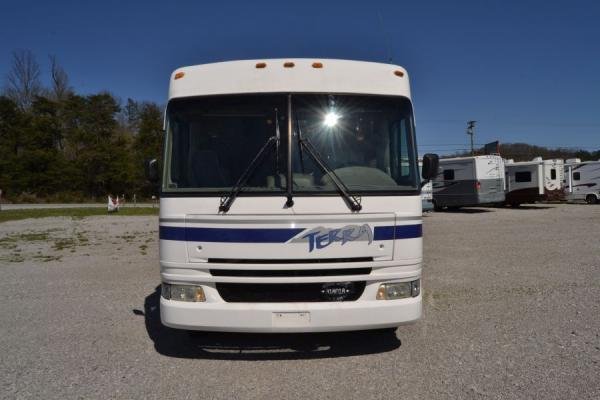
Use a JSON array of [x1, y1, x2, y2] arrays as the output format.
[[146, 159, 159, 183], [421, 153, 439, 181]]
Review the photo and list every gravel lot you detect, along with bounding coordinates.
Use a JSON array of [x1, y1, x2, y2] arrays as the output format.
[[1, 204, 599, 399]]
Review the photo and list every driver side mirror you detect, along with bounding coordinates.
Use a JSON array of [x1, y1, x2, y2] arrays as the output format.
[[421, 153, 439, 181], [146, 158, 159, 183]]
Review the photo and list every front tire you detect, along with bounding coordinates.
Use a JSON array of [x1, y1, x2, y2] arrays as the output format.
[[585, 194, 598, 204]]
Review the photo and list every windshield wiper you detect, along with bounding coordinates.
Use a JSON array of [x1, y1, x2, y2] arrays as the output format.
[[294, 116, 362, 212], [219, 110, 281, 213]]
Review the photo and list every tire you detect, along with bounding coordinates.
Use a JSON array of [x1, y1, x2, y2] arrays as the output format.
[[432, 200, 443, 212], [447, 206, 462, 211], [510, 203, 520, 208], [585, 194, 598, 204], [370, 327, 397, 335]]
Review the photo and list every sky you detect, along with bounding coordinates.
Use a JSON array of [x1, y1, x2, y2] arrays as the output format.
[[1, 0, 599, 155]]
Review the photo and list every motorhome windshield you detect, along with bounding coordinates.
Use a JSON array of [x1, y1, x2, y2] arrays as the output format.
[[163, 94, 419, 194]]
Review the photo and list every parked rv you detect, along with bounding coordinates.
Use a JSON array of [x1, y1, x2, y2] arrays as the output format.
[[542, 159, 565, 201], [564, 158, 600, 204], [504, 158, 544, 206], [152, 59, 439, 333], [505, 158, 565, 206], [432, 155, 505, 210]]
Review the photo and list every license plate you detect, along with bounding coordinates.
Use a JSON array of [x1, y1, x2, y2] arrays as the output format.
[[272, 312, 310, 327]]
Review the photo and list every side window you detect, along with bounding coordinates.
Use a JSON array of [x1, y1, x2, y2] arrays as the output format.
[[443, 169, 455, 180], [515, 171, 532, 182], [573, 172, 581, 181], [550, 169, 556, 180]]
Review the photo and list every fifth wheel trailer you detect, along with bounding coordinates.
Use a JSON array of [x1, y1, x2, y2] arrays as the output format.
[[564, 159, 600, 204], [504, 158, 565, 206], [432, 155, 505, 210]]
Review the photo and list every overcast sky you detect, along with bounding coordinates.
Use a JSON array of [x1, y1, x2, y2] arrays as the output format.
[[1, 0, 599, 154]]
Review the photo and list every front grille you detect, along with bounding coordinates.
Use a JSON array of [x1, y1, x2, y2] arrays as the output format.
[[210, 268, 371, 277], [208, 257, 373, 264], [216, 282, 366, 303]]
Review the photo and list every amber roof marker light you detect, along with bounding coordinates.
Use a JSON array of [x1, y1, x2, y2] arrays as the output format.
[[255, 62, 267, 69], [174, 72, 185, 80], [312, 62, 323, 69], [394, 70, 404, 77], [283, 62, 295, 68]]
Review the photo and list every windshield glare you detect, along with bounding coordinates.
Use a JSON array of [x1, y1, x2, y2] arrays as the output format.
[[163, 94, 419, 194]]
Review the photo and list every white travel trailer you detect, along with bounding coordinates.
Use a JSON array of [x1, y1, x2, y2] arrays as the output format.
[[505, 157, 565, 206], [542, 158, 565, 201], [564, 158, 600, 204], [150, 59, 439, 332], [504, 158, 543, 206], [432, 155, 505, 210]]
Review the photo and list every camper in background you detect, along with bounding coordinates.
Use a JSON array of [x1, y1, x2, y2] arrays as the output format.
[[542, 159, 565, 201], [432, 155, 505, 210], [505, 158, 565, 206], [564, 158, 600, 204], [504, 158, 544, 206]]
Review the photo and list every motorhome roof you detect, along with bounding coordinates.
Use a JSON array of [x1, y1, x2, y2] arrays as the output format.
[[505, 160, 542, 166], [168, 59, 411, 100], [439, 155, 501, 162]]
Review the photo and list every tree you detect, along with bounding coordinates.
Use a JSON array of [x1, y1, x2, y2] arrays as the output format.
[[3, 50, 43, 110], [49, 55, 72, 101], [133, 102, 164, 196], [0, 97, 27, 195]]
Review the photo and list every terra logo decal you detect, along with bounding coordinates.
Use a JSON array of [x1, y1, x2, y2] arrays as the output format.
[[289, 224, 373, 252]]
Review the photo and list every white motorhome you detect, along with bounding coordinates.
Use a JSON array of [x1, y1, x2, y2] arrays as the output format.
[[153, 59, 438, 332], [564, 158, 600, 204], [432, 155, 505, 210]]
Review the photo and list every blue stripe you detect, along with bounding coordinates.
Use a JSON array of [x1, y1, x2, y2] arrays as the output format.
[[160, 226, 304, 243], [160, 224, 422, 243], [373, 224, 422, 240]]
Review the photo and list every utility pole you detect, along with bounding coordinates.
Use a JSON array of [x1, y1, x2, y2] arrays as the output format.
[[466, 120, 476, 156]]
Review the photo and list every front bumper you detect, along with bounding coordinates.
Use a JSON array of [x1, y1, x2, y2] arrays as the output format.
[[160, 292, 422, 333]]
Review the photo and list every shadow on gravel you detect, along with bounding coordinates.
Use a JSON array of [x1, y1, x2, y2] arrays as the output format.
[[136, 286, 401, 360], [505, 205, 554, 210], [441, 207, 492, 213]]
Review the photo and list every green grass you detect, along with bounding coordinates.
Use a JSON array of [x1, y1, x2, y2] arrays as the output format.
[[0, 207, 158, 224]]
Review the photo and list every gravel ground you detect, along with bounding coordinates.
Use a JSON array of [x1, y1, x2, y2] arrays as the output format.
[[0, 204, 599, 399]]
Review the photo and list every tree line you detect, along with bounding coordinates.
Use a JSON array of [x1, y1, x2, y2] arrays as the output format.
[[0, 50, 163, 203], [450, 142, 600, 161]]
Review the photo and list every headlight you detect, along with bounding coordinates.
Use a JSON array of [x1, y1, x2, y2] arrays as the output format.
[[376, 280, 420, 300], [161, 283, 206, 302]]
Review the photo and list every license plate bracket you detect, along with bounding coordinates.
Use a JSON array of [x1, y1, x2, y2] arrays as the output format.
[[272, 312, 310, 328]]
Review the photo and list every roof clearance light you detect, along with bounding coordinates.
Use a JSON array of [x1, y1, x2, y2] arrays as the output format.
[[324, 112, 339, 127], [394, 70, 404, 77], [174, 72, 185, 80], [255, 62, 267, 69], [283, 62, 295, 68], [312, 62, 323, 69]]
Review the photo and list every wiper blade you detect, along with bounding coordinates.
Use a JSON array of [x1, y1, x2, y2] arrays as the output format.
[[294, 118, 362, 212], [219, 136, 277, 213]]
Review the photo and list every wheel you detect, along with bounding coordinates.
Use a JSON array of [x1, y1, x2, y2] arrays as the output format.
[[510, 203, 520, 208], [585, 194, 598, 204], [369, 327, 397, 335], [447, 206, 462, 211], [432, 200, 443, 212]]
